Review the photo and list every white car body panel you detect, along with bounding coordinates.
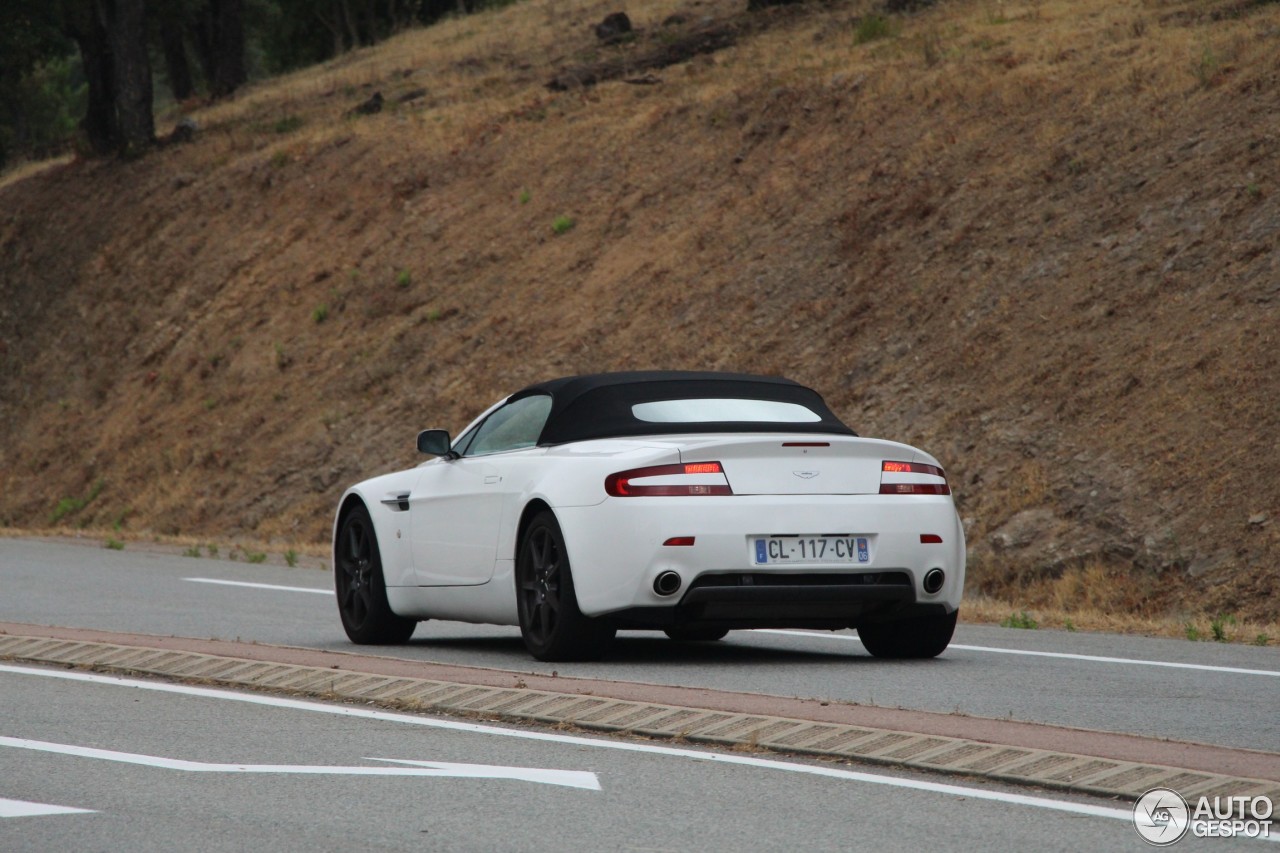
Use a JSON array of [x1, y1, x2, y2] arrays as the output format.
[[408, 454, 506, 586], [336, 432, 964, 625]]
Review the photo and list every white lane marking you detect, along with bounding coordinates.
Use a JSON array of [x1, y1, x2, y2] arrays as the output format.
[[0, 796, 95, 818], [183, 578, 1280, 679], [751, 629, 1280, 678], [0, 737, 597, 790], [185, 578, 333, 596], [0, 665, 1134, 825]]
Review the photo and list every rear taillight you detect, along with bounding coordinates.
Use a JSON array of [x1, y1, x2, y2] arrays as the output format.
[[605, 462, 733, 497], [879, 460, 951, 495]]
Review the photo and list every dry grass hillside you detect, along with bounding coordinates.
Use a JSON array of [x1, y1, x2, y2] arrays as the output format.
[[1, 0, 1277, 634]]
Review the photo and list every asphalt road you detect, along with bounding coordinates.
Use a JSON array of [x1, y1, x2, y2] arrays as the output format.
[[2, 661, 1212, 853], [3, 539, 1277, 753]]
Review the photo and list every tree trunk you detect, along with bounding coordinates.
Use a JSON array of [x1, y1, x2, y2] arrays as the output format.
[[192, 1, 246, 98], [159, 17, 195, 101], [339, 0, 361, 49], [209, 0, 246, 98], [314, 4, 347, 55], [65, 10, 118, 155], [96, 0, 154, 154], [361, 0, 380, 45], [386, 0, 407, 33]]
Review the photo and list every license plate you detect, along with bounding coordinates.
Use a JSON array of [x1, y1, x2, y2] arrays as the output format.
[[753, 536, 870, 565]]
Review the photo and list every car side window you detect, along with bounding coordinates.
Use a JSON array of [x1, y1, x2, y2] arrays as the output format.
[[463, 394, 552, 457]]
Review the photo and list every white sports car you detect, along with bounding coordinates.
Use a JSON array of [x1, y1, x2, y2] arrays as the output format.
[[333, 371, 965, 661]]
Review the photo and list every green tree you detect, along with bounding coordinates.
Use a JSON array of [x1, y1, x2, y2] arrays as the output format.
[[0, 3, 72, 165]]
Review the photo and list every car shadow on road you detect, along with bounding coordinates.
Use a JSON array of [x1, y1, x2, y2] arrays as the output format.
[[609, 634, 872, 665], [403, 630, 946, 667]]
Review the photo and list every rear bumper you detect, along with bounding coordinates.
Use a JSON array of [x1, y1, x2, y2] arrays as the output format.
[[554, 493, 965, 620], [606, 574, 942, 631]]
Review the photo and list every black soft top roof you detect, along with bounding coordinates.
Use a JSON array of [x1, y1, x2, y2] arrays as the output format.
[[507, 371, 855, 444]]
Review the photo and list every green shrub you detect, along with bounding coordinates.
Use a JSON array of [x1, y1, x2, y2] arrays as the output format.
[[50, 480, 104, 524], [273, 115, 304, 134], [855, 14, 893, 45], [0, 55, 86, 171], [1000, 610, 1038, 630]]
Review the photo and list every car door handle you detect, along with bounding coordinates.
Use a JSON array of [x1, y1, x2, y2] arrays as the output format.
[[484, 475, 501, 485]]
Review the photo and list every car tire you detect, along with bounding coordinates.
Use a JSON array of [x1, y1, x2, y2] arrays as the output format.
[[858, 609, 957, 659], [335, 504, 417, 644], [517, 511, 616, 662], [663, 627, 730, 642]]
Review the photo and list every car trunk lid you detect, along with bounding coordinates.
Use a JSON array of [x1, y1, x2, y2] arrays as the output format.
[[667, 435, 921, 496]]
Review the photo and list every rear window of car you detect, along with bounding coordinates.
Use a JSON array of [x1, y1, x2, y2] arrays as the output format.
[[632, 399, 823, 424]]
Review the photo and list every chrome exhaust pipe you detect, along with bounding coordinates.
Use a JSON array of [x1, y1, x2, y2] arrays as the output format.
[[653, 571, 682, 596], [922, 568, 945, 595]]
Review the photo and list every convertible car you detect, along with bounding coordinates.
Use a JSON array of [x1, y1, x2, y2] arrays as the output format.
[[333, 371, 964, 661]]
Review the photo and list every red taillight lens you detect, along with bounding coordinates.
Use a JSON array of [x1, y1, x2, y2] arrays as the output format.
[[605, 462, 733, 497], [882, 461, 945, 477], [882, 483, 951, 495], [879, 460, 951, 495]]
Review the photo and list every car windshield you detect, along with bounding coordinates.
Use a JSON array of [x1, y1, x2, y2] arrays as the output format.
[[465, 394, 552, 456], [632, 399, 822, 423]]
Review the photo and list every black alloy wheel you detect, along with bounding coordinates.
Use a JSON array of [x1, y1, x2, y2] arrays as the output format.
[[858, 609, 958, 659], [516, 511, 615, 661], [335, 504, 417, 644]]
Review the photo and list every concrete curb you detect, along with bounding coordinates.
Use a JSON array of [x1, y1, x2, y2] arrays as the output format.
[[4, 633, 1277, 805]]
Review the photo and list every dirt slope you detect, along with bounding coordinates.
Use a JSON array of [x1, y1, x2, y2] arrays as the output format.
[[1, 0, 1277, 623]]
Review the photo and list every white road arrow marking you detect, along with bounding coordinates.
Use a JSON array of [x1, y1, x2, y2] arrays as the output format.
[[0, 797, 95, 818], [0, 737, 599, 791]]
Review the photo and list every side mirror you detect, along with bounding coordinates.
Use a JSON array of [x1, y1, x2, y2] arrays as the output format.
[[417, 429, 454, 457]]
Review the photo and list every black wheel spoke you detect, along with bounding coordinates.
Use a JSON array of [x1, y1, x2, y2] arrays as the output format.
[[516, 513, 614, 661], [538, 533, 552, 571], [347, 525, 362, 561], [333, 507, 416, 645]]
